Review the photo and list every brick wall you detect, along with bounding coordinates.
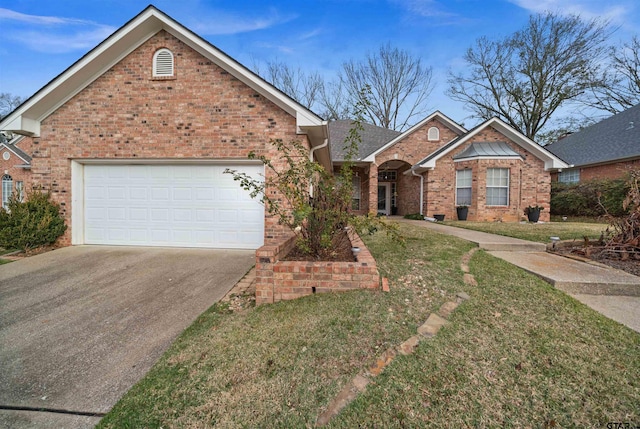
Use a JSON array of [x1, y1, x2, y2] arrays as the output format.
[[255, 231, 380, 305], [373, 119, 462, 216], [28, 30, 306, 246], [424, 126, 550, 222], [551, 159, 640, 182]]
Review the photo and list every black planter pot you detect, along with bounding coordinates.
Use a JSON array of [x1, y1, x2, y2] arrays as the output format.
[[456, 206, 468, 221], [391, 206, 398, 215], [527, 208, 541, 222], [434, 214, 445, 222]]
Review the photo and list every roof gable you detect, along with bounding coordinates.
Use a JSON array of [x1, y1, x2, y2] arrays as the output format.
[[0, 136, 31, 165], [363, 111, 467, 162], [414, 117, 568, 171], [546, 103, 640, 167], [0, 6, 326, 149]]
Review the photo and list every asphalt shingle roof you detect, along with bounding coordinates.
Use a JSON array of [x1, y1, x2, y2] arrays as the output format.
[[546, 103, 640, 167], [329, 120, 401, 161]]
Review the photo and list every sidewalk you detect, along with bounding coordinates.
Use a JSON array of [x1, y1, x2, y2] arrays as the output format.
[[396, 219, 640, 332]]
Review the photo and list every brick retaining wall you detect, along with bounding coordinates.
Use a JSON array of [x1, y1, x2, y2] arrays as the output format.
[[255, 230, 380, 305]]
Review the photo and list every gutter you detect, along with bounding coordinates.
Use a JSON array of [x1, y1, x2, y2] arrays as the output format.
[[309, 138, 329, 197]]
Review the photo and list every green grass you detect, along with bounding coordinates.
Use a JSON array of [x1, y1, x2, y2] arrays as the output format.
[[98, 223, 640, 428], [444, 220, 608, 243]]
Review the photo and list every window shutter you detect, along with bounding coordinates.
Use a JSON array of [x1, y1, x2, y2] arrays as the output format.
[[153, 49, 174, 77]]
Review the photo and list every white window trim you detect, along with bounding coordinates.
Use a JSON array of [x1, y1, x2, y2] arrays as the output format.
[[486, 168, 510, 207], [455, 169, 472, 206], [2, 174, 12, 210], [558, 169, 580, 184], [427, 126, 440, 141], [352, 175, 361, 210], [153, 48, 174, 77]]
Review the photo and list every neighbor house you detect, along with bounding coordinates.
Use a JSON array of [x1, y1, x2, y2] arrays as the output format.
[[0, 134, 32, 210], [546, 103, 640, 184], [0, 6, 330, 250], [331, 113, 568, 222]]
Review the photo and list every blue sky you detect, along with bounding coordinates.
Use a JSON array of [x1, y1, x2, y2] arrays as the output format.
[[0, 0, 639, 125]]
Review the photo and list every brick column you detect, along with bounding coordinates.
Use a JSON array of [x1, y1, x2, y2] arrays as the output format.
[[368, 163, 378, 214]]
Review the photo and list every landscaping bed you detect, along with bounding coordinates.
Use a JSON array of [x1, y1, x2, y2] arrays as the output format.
[[98, 222, 640, 428]]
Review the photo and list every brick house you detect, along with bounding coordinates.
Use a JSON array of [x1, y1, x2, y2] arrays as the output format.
[[0, 6, 330, 250], [546, 103, 640, 184], [331, 112, 568, 222], [0, 135, 32, 209]]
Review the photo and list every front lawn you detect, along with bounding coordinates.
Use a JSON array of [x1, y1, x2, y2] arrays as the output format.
[[444, 220, 607, 243], [98, 223, 639, 428]]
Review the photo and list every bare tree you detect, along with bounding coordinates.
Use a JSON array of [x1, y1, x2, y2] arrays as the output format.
[[255, 60, 324, 111], [0, 93, 24, 120], [340, 43, 434, 131], [584, 36, 640, 114], [448, 13, 610, 141], [317, 80, 351, 121]]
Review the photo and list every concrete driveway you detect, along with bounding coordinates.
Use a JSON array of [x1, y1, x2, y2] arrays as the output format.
[[0, 245, 254, 428]]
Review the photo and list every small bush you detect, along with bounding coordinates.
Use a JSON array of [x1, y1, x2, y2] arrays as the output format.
[[0, 190, 67, 251], [551, 178, 628, 217], [403, 213, 424, 220]]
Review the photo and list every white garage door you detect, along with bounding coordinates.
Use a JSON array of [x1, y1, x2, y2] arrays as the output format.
[[83, 164, 264, 249]]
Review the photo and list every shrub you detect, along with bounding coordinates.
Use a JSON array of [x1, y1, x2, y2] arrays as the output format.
[[403, 213, 424, 220], [225, 90, 400, 259], [0, 190, 67, 251], [551, 178, 628, 217]]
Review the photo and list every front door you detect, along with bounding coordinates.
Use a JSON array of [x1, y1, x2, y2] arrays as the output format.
[[377, 183, 391, 215]]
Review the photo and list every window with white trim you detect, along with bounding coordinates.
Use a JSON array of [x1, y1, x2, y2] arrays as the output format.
[[486, 168, 509, 206], [16, 181, 24, 202], [558, 169, 580, 184], [352, 176, 361, 210], [427, 126, 439, 141], [153, 48, 174, 77], [2, 174, 12, 210], [456, 169, 472, 206]]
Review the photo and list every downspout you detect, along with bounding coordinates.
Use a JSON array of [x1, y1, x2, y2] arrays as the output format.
[[411, 166, 424, 216], [309, 138, 329, 197]]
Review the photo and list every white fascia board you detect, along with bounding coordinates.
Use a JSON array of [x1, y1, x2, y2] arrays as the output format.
[[487, 119, 569, 170], [364, 111, 466, 162], [3, 116, 39, 136], [160, 15, 323, 129]]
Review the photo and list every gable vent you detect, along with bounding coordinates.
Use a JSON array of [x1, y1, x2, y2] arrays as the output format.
[[153, 48, 174, 77]]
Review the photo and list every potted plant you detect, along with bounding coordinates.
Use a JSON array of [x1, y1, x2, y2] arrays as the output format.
[[524, 205, 544, 222], [456, 204, 469, 221]]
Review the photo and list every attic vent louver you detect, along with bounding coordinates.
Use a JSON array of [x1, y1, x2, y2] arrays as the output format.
[[153, 48, 174, 77]]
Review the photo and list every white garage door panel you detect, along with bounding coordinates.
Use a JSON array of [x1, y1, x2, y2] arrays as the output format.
[[84, 164, 264, 249]]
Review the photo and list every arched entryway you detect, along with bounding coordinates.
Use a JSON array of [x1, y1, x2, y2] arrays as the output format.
[[377, 160, 416, 216]]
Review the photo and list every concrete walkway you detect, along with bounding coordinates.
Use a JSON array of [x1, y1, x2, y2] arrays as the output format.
[[396, 219, 640, 333]]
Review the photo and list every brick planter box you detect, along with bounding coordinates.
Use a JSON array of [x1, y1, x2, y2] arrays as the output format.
[[255, 230, 380, 305]]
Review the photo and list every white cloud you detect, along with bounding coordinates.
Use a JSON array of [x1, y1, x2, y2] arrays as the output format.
[[186, 8, 297, 35], [0, 7, 96, 26], [391, 0, 458, 18], [0, 8, 116, 53], [508, 0, 630, 22]]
